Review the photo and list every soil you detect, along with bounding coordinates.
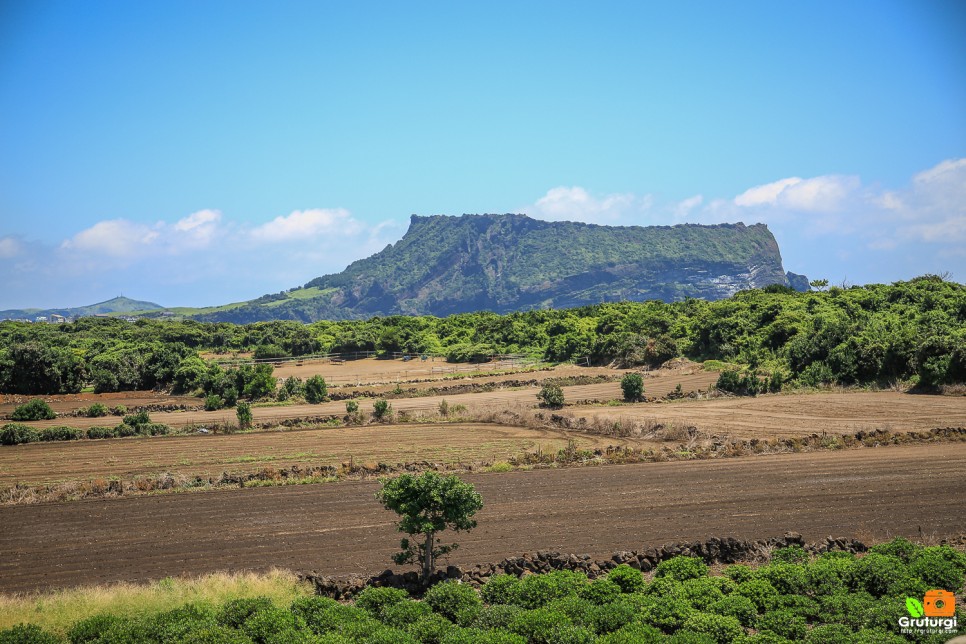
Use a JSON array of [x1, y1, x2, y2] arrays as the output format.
[[1, 442, 963, 593], [0, 423, 613, 487]]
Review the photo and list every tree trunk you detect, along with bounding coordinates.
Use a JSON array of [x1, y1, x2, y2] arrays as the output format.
[[422, 531, 435, 583]]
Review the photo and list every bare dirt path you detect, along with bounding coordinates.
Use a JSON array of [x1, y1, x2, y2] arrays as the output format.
[[2, 442, 963, 593]]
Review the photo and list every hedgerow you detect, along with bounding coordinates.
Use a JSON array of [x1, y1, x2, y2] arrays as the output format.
[[3, 542, 966, 644]]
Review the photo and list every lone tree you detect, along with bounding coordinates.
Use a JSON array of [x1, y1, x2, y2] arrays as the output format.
[[377, 472, 483, 583], [620, 373, 645, 402]]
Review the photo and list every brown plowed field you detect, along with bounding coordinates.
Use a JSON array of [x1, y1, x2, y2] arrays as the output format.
[[573, 391, 966, 437], [0, 423, 611, 486], [2, 443, 963, 593], [15, 372, 717, 430]]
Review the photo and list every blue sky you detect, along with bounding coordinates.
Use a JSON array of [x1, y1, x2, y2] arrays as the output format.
[[1, 0, 964, 309]]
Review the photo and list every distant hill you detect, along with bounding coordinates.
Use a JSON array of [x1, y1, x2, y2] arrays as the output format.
[[188, 213, 807, 323], [0, 296, 163, 321]]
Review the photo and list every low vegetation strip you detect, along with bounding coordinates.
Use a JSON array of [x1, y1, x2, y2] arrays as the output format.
[[2, 538, 963, 642], [2, 426, 963, 506]]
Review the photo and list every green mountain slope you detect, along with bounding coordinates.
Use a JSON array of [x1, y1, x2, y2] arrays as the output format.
[[0, 296, 163, 321], [192, 213, 805, 323]]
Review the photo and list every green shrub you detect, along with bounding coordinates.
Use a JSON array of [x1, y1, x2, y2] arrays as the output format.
[[372, 399, 391, 419], [588, 600, 638, 634], [110, 405, 127, 416], [546, 596, 595, 626], [869, 537, 920, 562], [218, 597, 276, 629], [735, 579, 781, 613], [406, 613, 453, 643], [665, 631, 716, 643], [607, 564, 646, 593], [852, 553, 907, 597], [240, 606, 306, 643], [803, 623, 854, 644], [0, 624, 62, 644], [424, 581, 482, 623], [638, 593, 697, 631], [68, 613, 124, 643], [757, 609, 807, 641], [771, 545, 809, 564], [303, 603, 372, 635], [511, 571, 586, 609], [85, 426, 117, 439], [141, 423, 171, 436], [83, 403, 109, 418], [288, 595, 340, 633], [680, 577, 726, 607], [122, 410, 151, 427], [804, 556, 855, 596], [345, 400, 359, 414], [597, 622, 665, 643], [222, 387, 239, 407], [757, 563, 808, 595], [38, 426, 83, 441], [508, 608, 570, 644], [723, 564, 755, 584], [708, 594, 757, 627], [236, 401, 253, 429], [817, 591, 876, 631], [620, 373, 644, 401], [851, 629, 908, 644], [579, 577, 621, 605], [305, 376, 328, 404], [682, 612, 744, 643], [354, 586, 410, 617], [11, 399, 56, 421], [0, 423, 38, 445], [536, 383, 564, 408], [481, 574, 521, 605], [381, 601, 433, 629], [181, 625, 257, 643], [145, 604, 217, 642], [547, 623, 596, 644], [470, 604, 523, 631], [776, 593, 821, 620], [441, 628, 526, 644], [205, 394, 225, 411], [655, 556, 709, 581], [646, 576, 685, 597], [909, 545, 966, 591]]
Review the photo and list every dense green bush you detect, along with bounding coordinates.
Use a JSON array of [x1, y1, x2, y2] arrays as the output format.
[[0, 423, 38, 445], [536, 383, 564, 408], [304, 375, 328, 404], [11, 399, 56, 421], [38, 426, 83, 442], [425, 581, 483, 622], [236, 401, 252, 430], [655, 556, 709, 581], [0, 623, 61, 644], [354, 586, 409, 617], [579, 578, 622, 605], [682, 612, 744, 643], [205, 394, 225, 411], [607, 564, 646, 594], [481, 574, 520, 606], [372, 399, 391, 420], [82, 403, 109, 418], [619, 373, 644, 402]]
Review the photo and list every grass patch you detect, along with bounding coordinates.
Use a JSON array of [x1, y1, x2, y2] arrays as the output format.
[[0, 569, 311, 635]]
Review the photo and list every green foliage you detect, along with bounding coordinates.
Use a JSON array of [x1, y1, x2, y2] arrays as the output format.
[[480, 575, 520, 606], [507, 608, 569, 644], [597, 622, 665, 643], [236, 401, 253, 429], [578, 578, 621, 605], [83, 403, 109, 418], [655, 556, 709, 581], [377, 472, 483, 581], [708, 594, 758, 627], [771, 545, 809, 564], [0, 423, 38, 445], [304, 376, 328, 404], [0, 624, 61, 644], [406, 613, 453, 643], [909, 545, 966, 591], [11, 399, 56, 421], [381, 601, 432, 629], [619, 373, 644, 401], [682, 612, 744, 643], [425, 581, 483, 623], [536, 383, 564, 408], [606, 564, 646, 593], [37, 426, 83, 442], [218, 598, 276, 629], [344, 400, 359, 414], [372, 399, 392, 419], [757, 609, 807, 641], [205, 394, 225, 411], [354, 586, 410, 617]]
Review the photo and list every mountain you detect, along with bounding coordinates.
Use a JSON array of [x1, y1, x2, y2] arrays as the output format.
[[0, 296, 163, 321], [190, 213, 807, 323]]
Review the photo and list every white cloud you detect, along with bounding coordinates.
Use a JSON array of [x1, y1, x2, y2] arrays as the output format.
[[0, 236, 22, 259], [249, 208, 359, 242], [173, 209, 222, 247], [674, 195, 703, 218], [60, 219, 161, 258], [524, 186, 649, 224], [734, 175, 859, 212]]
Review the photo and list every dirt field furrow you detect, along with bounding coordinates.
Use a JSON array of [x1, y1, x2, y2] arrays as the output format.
[[1, 443, 963, 593]]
